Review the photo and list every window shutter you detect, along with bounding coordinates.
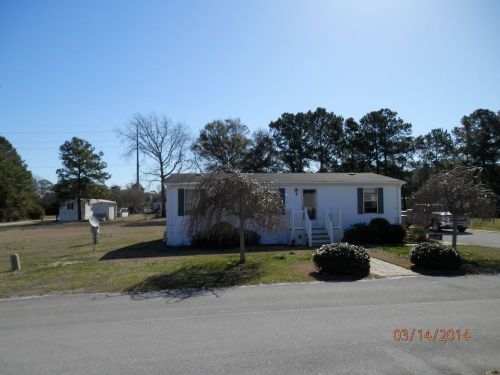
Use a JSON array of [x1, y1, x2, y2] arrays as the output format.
[[357, 188, 363, 214], [178, 188, 185, 216], [377, 187, 384, 214]]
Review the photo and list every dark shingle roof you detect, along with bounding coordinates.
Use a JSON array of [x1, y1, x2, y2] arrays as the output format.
[[164, 173, 404, 185]]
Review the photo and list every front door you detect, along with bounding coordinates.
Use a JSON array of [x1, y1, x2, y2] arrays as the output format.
[[303, 189, 318, 226]]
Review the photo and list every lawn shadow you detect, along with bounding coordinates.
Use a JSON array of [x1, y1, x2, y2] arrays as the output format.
[[123, 221, 166, 228], [70, 243, 92, 249], [309, 270, 368, 282], [124, 261, 262, 303], [100, 242, 300, 261], [100, 240, 168, 260]]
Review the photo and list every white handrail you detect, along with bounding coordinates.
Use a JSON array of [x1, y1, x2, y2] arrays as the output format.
[[291, 210, 304, 229], [304, 209, 312, 247], [325, 209, 333, 243], [327, 208, 341, 229]]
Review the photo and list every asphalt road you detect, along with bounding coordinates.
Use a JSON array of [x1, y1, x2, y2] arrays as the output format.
[[1, 276, 500, 375], [441, 229, 500, 248]]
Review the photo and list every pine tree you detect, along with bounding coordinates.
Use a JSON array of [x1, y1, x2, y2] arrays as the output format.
[[55, 137, 111, 220], [0, 136, 41, 221]]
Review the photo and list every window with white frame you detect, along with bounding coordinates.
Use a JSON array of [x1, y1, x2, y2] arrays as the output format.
[[363, 188, 378, 213], [184, 189, 195, 215], [67, 202, 74, 210]]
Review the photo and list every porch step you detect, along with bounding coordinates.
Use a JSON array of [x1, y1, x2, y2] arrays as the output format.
[[310, 228, 331, 247]]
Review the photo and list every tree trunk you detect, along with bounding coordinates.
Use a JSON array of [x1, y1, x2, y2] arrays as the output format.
[[402, 186, 407, 210], [77, 196, 82, 221], [160, 164, 166, 218], [451, 215, 458, 251], [77, 172, 82, 220], [239, 215, 245, 264]]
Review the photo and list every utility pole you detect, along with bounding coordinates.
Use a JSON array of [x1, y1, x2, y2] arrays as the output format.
[[136, 123, 139, 190]]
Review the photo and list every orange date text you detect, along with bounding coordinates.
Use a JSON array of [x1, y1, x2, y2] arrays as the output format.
[[393, 328, 471, 343]]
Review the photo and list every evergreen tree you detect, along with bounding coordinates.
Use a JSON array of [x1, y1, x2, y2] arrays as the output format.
[[269, 111, 313, 172], [55, 137, 111, 220], [0, 136, 42, 221], [192, 118, 251, 172], [415, 128, 456, 170], [356, 108, 414, 177], [453, 109, 500, 193], [307, 108, 344, 172], [243, 130, 281, 172]]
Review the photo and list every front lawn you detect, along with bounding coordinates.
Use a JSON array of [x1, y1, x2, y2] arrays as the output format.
[[370, 244, 500, 274], [469, 218, 500, 232], [0, 216, 319, 298]]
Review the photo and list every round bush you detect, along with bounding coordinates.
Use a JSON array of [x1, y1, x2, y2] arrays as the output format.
[[343, 223, 371, 244], [410, 242, 462, 270], [312, 242, 370, 276], [369, 218, 391, 242], [386, 224, 406, 244]]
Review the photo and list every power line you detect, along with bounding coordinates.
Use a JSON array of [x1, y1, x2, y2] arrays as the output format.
[[7, 139, 121, 144], [28, 164, 131, 169], [1, 130, 116, 134], [14, 145, 124, 150]]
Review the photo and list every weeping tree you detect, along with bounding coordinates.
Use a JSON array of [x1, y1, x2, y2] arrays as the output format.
[[187, 172, 284, 264], [412, 166, 496, 250]]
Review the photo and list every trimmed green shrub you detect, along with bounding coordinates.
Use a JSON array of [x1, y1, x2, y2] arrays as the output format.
[[410, 242, 462, 270], [368, 218, 390, 242], [343, 219, 406, 244], [386, 224, 406, 243], [343, 223, 370, 244], [191, 222, 260, 248], [312, 242, 370, 276]]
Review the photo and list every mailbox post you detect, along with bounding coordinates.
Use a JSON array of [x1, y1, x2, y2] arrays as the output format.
[[89, 215, 100, 251]]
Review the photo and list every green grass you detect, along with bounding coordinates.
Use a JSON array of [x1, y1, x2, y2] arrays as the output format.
[[469, 218, 500, 232], [4, 215, 498, 298], [370, 244, 500, 274], [0, 216, 319, 298]]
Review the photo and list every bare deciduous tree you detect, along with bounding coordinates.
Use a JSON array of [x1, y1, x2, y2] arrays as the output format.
[[118, 113, 191, 217], [187, 173, 284, 263], [412, 166, 496, 250]]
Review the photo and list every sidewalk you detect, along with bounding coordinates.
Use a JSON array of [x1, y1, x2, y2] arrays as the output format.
[[370, 258, 417, 277]]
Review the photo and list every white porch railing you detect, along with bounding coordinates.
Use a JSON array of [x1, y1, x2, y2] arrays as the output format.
[[325, 210, 333, 243], [288, 208, 341, 246], [325, 209, 342, 243], [304, 210, 312, 247], [290, 210, 304, 229], [288, 209, 312, 247]]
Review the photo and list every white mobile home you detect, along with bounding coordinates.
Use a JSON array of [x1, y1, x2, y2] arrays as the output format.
[[58, 199, 117, 222], [164, 173, 405, 247]]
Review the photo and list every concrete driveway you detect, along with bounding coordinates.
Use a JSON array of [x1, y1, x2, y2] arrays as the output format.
[[441, 229, 500, 248], [1, 275, 499, 375]]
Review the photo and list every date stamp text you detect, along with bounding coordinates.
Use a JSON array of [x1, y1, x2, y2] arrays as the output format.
[[393, 328, 471, 343]]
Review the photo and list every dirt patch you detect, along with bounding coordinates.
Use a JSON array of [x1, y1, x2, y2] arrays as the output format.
[[296, 261, 316, 279]]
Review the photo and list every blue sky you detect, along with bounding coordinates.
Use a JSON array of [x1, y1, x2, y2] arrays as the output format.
[[1, 0, 499, 188]]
